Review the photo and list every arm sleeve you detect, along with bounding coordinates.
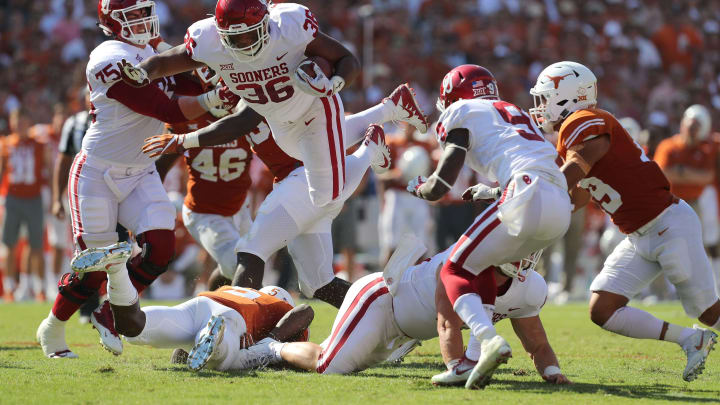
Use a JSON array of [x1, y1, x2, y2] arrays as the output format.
[[106, 81, 188, 124], [558, 112, 608, 150], [171, 73, 205, 96], [58, 116, 76, 156]]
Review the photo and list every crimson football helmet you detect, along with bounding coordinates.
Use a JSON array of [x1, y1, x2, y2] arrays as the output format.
[[97, 0, 159, 46], [215, 0, 271, 61], [436, 64, 499, 112]]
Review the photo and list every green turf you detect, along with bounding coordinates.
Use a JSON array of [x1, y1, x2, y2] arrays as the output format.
[[1, 301, 719, 404]]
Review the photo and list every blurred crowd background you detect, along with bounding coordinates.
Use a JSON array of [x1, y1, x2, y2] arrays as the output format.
[[2, 0, 720, 306]]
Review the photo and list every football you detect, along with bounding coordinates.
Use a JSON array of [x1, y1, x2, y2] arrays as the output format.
[[299, 56, 333, 79]]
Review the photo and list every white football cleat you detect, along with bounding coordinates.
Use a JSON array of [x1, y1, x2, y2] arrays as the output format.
[[465, 335, 512, 390], [681, 326, 718, 382], [383, 83, 430, 133], [70, 242, 132, 274], [90, 300, 123, 356], [431, 357, 477, 386], [229, 337, 280, 370], [188, 315, 226, 371], [363, 124, 391, 174], [36, 317, 78, 359]]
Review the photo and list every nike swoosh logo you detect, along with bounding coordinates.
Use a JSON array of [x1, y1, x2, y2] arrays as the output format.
[[305, 117, 316, 126], [306, 80, 327, 94], [276, 52, 288, 61], [380, 154, 389, 168], [507, 307, 521, 312], [696, 334, 705, 351], [658, 227, 669, 236]]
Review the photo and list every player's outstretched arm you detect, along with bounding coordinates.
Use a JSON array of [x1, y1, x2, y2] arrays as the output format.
[[409, 129, 468, 201], [561, 134, 610, 190], [120, 45, 204, 87], [142, 105, 264, 157], [305, 32, 360, 92], [511, 316, 571, 384]]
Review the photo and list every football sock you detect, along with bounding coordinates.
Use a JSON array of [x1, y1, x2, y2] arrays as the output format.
[[465, 334, 482, 362], [268, 340, 286, 362], [46, 311, 66, 327], [3, 276, 15, 292], [344, 104, 394, 146], [454, 293, 497, 342], [107, 264, 138, 306], [602, 306, 695, 343]]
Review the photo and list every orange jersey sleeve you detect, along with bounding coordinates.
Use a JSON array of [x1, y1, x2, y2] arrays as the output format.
[[199, 286, 293, 341], [556, 109, 616, 158]]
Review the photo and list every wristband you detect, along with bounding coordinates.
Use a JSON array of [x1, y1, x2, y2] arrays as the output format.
[[183, 132, 200, 149], [543, 365, 562, 376]]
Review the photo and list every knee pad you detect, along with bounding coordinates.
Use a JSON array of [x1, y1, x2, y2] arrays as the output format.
[[57, 272, 106, 304], [128, 230, 175, 288], [440, 261, 496, 306]]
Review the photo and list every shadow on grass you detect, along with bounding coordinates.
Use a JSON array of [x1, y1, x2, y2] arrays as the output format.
[[0, 346, 39, 351], [0, 362, 31, 369]]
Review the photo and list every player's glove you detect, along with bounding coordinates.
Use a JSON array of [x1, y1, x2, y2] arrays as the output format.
[[406, 175, 428, 198], [197, 84, 240, 112], [462, 183, 501, 202], [142, 133, 199, 158], [117, 59, 150, 87], [293, 61, 345, 97]]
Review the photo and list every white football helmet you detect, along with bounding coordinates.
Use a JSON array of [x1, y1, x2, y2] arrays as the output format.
[[398, 146, 431, 183], [682, 104, 712, 141], [529, 61, 597, 133], [260, 286, 295, 307], [498, 250, 543, 278]]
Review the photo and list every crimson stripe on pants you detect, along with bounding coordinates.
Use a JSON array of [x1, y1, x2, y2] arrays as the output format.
[[317, 283, 389, 373], [69, 153, 87, 238], [332, 94, 346, 185], [320, 97, 340, 199], [455, 218, 502, 267], [317, 276, 384, 371], [449, 203, 498, 260]]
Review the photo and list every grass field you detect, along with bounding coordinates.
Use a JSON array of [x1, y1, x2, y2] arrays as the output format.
[[1, 301, 719, 404]]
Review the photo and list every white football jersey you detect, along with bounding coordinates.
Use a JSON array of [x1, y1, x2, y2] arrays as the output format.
[[436, 99, 561, 187], [392, 247, 547, 340], [185, 3, 318, 125], [84, 40, 175, 167]]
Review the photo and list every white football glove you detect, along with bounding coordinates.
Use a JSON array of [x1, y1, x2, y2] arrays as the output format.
[[406, 175, 428, 197], [293, 61, 345, 97], [462, 183, 501, 202]]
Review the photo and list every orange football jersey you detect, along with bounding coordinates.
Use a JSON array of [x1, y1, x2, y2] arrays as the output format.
[[557, 108, 674, 234], [0, 133, 45, 198], [199, 286, 293, 342], [653, 135, 717, 201]]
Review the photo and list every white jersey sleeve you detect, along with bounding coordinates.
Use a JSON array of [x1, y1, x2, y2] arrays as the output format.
[[435, 101, 473, 145], [184, 17, 224, 65], [272, 3, 318, 50], [86, 41, 131, 100]]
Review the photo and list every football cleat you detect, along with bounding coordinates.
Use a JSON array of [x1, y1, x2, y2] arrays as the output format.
[[70, 241, 132, 274], [229, 337, 280, 370], [431, 356, 477, 386], [681, 326, 718, 382], [386, 339, 421, 363], [36, 317, 78, 359], [363, 124, 391, 175], [383, 83, 430, 133], [465, 335, 512, 390], [91, 300, 123, 356], [171, 348, 189, 365], [188, 315, 226, 371]]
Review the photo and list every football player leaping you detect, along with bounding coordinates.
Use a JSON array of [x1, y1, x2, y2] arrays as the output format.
[[406, 65, 572, 388], [120, 0, 402, 211], [69, 246, 311, 371], [530, 61, 720, 381], [36, 0, 240, 359], [193, 242, 569, 385]]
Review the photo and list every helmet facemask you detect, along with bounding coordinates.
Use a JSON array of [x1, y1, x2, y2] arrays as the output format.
[[106, 1, 159, 46], [498, 249, 543, 278], [216, 13, 270, 62]]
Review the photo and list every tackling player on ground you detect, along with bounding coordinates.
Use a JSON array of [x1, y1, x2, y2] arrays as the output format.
[[530, 60, 720, 382]]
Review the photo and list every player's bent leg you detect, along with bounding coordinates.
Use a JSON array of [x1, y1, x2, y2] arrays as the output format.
[[208, 268, 231, 291], [313, 278, 351, 308], [589, 290, 629, 326], [182, 206, 243, 279], [126, 230, 175, 293], [232, 252, 265, 289], [287, 232, 348, 307], [188, 315, 227, 371]]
